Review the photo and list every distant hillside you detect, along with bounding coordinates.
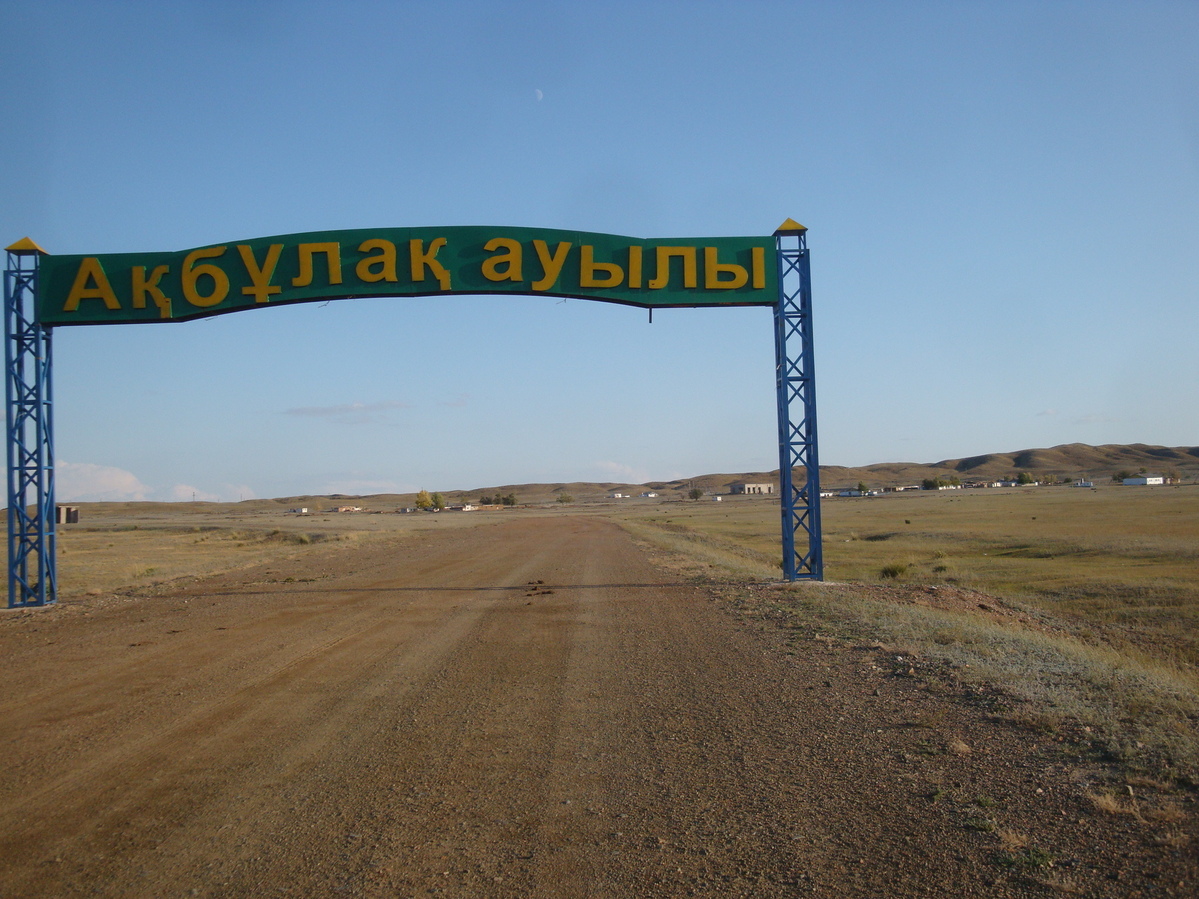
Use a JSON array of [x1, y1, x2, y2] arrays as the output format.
[[85, 443, 1196, 513], [819, 442, 1199, 490], [281, 443, 1199, 505], [418, 444, 1190, 504]]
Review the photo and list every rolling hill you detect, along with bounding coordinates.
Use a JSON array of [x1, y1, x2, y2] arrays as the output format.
[[78, 443, 1196, 513], [269, 442, 1199, 507]]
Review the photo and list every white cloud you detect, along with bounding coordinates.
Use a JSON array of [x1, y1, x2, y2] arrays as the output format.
[[56, 462, 258, 503], [594, 461, 651, 484], [284, 401, 409, 425], [321, 479, 404, 495], [169, 484, 221, 502], [57, 461, 151, 502], [222, 484, 258, 502]]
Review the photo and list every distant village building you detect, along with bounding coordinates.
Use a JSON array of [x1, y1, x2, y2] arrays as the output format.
[[730, 483, 774, 495], [334, 506, 363, 513], [1123, 475, 1164, 486], [1071, 480, 1094, 488], [640, 492, 658, 498]]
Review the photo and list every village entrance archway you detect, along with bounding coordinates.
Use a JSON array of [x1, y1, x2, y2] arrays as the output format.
[[5, 221, 821, 607]]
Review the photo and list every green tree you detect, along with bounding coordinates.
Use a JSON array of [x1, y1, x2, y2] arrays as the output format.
[[556, 493, 574, 504], [1017, 471, 1035, 485], [415, 489, 433, 510], [431, 492, 446, 510], [857, 482, 868, 494], [501, 493, 517, 506], [688, 487, 704, 501]]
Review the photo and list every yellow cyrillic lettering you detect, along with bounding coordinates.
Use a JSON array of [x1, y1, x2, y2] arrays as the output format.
[[182, 246, 230, 308], [409, 238, 451, 290], [648, 247, 697, 289], [482, 238, 522, 282], [356, 239, 398, 283], [703, 247, 748, 289], [579, 245, 623, 289], [63, 257, 121, 312], [628, 246, 643, 289], [238, 244, 283, 303], [531, 240, 571, 291], [131, 265, 171, 318], [752, 246, 766, 289], [292, 242, 342, 287]]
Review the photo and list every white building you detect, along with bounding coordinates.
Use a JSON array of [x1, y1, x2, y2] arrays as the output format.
[[730, 483, 774, 495], [1123, 475, 1164, 486]]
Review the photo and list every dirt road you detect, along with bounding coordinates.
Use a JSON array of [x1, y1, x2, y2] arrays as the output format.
[[0, 516, 1193, 897]]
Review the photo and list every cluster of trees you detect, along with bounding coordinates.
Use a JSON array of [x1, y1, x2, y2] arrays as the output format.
[[921, 476, 961, 490], [479, 493, 517, 506], [414, 490, 445, 510]]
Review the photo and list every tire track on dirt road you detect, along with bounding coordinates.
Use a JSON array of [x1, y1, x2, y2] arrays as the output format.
[[4, 514, 1186, 898]]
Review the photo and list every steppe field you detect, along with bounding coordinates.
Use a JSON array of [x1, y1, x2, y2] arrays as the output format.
[[1, 485, 1195, 897]]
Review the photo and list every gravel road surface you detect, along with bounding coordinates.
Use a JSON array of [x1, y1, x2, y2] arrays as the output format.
[[0, 515, 1193, 897]]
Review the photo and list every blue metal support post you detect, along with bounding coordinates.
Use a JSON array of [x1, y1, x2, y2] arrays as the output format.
[[5, 239, 56, 607], [774, 221, 823, 580]]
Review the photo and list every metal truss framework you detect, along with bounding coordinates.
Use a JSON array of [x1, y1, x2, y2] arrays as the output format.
[[774, 227, 823, 581], [5, 247, 55, 607], [4, 225, 820, 604]]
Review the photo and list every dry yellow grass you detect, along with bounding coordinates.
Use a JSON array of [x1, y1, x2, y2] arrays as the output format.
[[608, 485, 1199, 782], [615, 485, 1199, 666], [53, 503, 514, 600]]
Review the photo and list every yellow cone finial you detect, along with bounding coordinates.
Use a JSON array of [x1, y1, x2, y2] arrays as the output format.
[[6, 237, 48, 255], [774, 219, 807, 235]]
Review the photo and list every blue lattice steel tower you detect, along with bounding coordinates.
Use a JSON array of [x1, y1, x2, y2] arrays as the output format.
[[5, 238, 56, 607], [774, 220, 823, 580]]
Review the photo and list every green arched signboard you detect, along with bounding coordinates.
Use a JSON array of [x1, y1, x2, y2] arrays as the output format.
[[7, 221, 820, 609], [38, 226, 777, 326]]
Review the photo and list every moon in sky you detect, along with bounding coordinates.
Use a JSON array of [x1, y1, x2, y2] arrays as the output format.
[[535, 89, 544, 101]]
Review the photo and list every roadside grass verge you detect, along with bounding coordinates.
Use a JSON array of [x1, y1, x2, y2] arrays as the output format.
[[52, 505, 506, 600], [774, 580, 1199, 783], [615, 518, 780, 581], [56, 524, 368, 598], [615, 487, 1199, 667], [612, 504, 1199, 785]]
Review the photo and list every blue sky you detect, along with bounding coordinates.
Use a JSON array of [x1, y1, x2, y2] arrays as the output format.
[[3, 0, 1196, 501]]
